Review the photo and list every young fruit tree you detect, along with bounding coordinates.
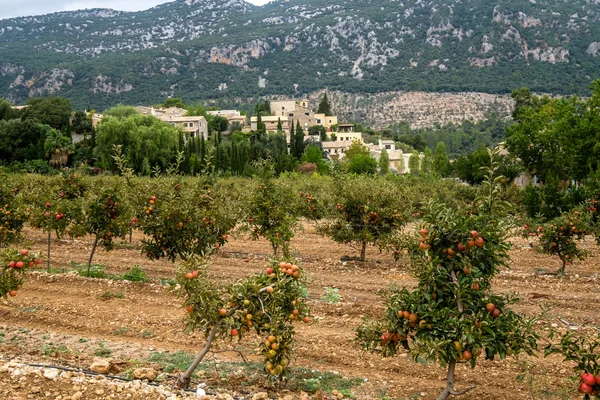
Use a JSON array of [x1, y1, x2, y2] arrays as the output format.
[[521, 209, 590, 275], [0, 179, 27, 246], [355, 153, 539, 400], [30, 174, 86, 271], [545, 330, 600, 398], [244, 162, 299, 257], [138, 179, 236, 262], [176, 256, 311, 388], [319, 176, 407, 261], [84, 187, 130, 276], [0, 248, 42, 298]]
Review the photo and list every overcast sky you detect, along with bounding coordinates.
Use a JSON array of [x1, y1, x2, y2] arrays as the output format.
[[0, 0, 271, 20]]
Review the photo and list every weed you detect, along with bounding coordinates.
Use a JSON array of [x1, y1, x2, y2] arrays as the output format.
[[94, 341, 112, 357], [321, 287, 341, 304], [138, 329, 155, 338], [122, 265, 149, 282], [112, 327, 130, 336], [148, 351, 196, 373], [290, 368, 362, 395], [41, 344, 71, 357], [100, 291, 124, 300]]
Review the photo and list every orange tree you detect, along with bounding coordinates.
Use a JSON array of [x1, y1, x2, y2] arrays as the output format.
[[0, 176, 27, 246], [30, 173, 87, 270], [176, 256, 311, 388], [521, 209, 590, 275], [83, 187, 130, 276], [243, 162, 299, 257], [138, 178, 236, 262], [355, 153, 539, 400], [318, 175, 408, 261], [0, 248, 42, 298], [545, 330, 600, 398]]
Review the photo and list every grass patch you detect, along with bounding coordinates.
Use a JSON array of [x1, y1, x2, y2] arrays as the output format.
[[290, 368, 363, 395], [321, 287, 341, 304], [159, 277, 177, 287], [41, 344, 71, 357], [76, 263, 107, 279], [148, 351, 196, 373], [112, 327, 130, 336], [100, 291, 124, 300], [94, 341, 112, 357], [122, 265, 149, 282], [18, 305, 44, 313], [138, 329, 155, 338]]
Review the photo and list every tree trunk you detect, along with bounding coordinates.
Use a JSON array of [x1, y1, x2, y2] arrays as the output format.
[[47, 231, 51, 272], [438, 361, 456, 400], [87, 235, 99, 277], [360, 240, 367, 262], [558, 259, 566, 276], [129, 227, 132, 244], [177, 324, 220, 389]]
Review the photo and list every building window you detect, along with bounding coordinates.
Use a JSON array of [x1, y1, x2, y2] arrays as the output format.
[[305, 112, 309, 116], [317, 119, 321, 124]]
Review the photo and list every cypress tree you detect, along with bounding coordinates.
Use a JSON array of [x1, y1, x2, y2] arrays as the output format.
[[277, 118, 282, 133]]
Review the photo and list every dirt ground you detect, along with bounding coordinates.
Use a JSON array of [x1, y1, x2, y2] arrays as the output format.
[[1, 223, 599, 400]]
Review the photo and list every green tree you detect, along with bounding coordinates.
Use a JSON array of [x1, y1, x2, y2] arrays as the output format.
[[317, 93, 332, 115], [254, 100, 270, 116], [276, 118, 282, 133], [291, 121, 305, 159], [0, 99, 14, 121], [308, 125, 326, 141], [408, 150, 420, 176], [433, 142, 451, 176], [211, 116, 228, 134], [378, 147, 390, 175], [23, 97, 72, 131], [45, 128, 74, 168], [72, 110, 92, 135], [104, 105, 138, 119], [94, 112, 179, 174], [348, 154, 377, 175], [453, 147, 491, 185], [302, 145, 328, 175], [0, 119, 47, 162], [421, 147, 433, 174], [164, 98, 186, 109]]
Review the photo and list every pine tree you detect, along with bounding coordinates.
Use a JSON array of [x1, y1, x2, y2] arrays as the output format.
[[317, 93, 332, 116], [289, 121, 295, 154], [408, 150, 420, 176], [421, 147, 433, 174], [379, 147, 390, 175], [293, 121, 305, 159], [433, 142, 451, 177]]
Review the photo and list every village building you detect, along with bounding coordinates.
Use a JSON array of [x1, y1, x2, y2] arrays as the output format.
[[206, 110, 248, 128], [136, 106, 208, 139]]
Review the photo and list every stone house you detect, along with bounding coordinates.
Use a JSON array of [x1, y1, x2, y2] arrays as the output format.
[[206, 110, 248, 128], [135, 106, 208, 139]]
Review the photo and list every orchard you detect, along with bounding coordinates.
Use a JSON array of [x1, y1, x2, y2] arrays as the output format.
[[0, 155, 598, 399]]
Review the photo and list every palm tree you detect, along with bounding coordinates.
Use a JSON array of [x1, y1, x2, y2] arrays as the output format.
[[45, 128, 74, 168]]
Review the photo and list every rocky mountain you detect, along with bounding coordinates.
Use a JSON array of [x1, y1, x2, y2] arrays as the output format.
[[0, 0, 599, 115]]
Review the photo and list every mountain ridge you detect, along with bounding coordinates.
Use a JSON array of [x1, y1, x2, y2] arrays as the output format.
[[0, 0, 598, 115]]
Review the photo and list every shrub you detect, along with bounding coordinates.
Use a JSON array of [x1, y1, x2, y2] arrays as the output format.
[[176, 256, 311, 388]]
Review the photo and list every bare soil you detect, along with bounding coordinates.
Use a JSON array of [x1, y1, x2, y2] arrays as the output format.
[[1, 224, 599, 400]]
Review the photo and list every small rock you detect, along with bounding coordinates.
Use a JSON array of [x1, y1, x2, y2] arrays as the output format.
[[89, 358, 111, 374], [252, 393, 269, 400], [95, 390, 104, 395], [196, 386, 206, 397], [43, 369, 60, 380], [71, 392, 83, 400], [282, 396, 294, 400], [216, 394, 234, 400], [331, 390, 344, 400], [132, 368, 157, 381]]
